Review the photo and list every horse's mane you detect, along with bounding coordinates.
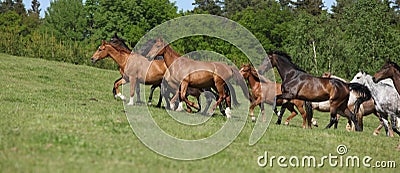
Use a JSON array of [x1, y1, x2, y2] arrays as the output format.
[[270, 50, 307, 73], [387, 60, 400, 73], [243, 64, 268, 83], [109, 33, 132, 54], [138, 39, 156, 56]]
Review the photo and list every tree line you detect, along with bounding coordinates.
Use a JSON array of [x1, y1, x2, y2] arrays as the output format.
[[1, 0, 400, 79]]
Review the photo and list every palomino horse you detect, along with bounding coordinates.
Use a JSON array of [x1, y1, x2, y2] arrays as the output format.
[[373, 60, 400, 94], [146, 38, 248, 118], [351, 71, 400, 136], [315, 72, 383, 133], [258, 51, 371, 130], [239, 64, 313, 127]]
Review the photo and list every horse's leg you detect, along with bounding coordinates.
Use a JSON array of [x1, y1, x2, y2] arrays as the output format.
[[272, 95, 282, 114], [343, 107, 361, 131], [209, 81, 227, 117], [147, 85, 158, 106], [276, 102, 290, 125], [127, 78, 137, 106], [135, 82, 143, 104], [390, 115, 400, 136], [113, 77, 126, 101], [284, 103, 299, 126], [325, 106, 338, 129], [249, 97, 262, 122], [224, 86, 232, 118], [179, 81, 199, 112], [381, 117, 392, 137], [155, 85, 163, 108], [200, 91, 214, 115]]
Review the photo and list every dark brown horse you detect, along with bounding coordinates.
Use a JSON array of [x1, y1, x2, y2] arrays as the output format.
[[318, 72, 382, 133], [146, 38, 248, 117], [239, 64, 313, 127], [258, 51, 371, 130], [373, 60, 400, 94]]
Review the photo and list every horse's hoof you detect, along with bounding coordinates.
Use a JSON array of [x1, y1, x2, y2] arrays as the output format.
[[251, 116, 256, 122], [276, 120, 281, 125], [147, 102, 152, 106], [284, 121, 289, 126], [136, 101, 145, 105], [127, 102, 134, 106]]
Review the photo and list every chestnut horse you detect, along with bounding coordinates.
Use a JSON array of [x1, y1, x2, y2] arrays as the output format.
[[239, 64, 313, 127], [373, 60, 400, 94], [258, 51, 371, 130], [146, 38, 248, 118]]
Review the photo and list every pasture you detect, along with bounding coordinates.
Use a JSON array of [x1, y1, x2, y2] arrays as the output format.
[[0, 54, 399, 172]]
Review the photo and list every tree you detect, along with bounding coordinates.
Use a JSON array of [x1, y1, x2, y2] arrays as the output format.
[[43, 0, 87, 41], [291, 0, 325, 16], [192, 0, 223, 15]]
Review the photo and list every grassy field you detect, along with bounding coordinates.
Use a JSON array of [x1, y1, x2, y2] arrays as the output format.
[[1, 53, 399, 173]]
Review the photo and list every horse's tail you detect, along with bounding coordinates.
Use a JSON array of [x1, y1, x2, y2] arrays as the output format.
[[225, 83, 239, 107], [305, 101, 314, 128], [231, 66, 250, 100], [348, 83, 372, 114]]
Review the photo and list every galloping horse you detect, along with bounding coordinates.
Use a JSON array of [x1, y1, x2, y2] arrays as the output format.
[[314, 72, 382, 133], [146, 38, 248, 118], [239, 64, 313, 127], [373, 60, 400, 94], [91, 40, 166, 106], [258, 51, 371, 130], [351, 71, 400, 136]]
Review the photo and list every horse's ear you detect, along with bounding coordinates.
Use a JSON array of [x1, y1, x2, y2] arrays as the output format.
[[101, 40, 106, 45]]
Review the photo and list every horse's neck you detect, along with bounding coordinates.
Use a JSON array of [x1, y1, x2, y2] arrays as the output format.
[[391, 68, 400, 93], [247, 74, 260, 90], [163, 45, 181, 67], [276, 58, 301, 81], [331, 75, 347, 83], [108, 47, 129, 70]]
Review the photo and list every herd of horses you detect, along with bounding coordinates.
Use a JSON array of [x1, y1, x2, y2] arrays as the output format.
[[90, 33, 400, 139]]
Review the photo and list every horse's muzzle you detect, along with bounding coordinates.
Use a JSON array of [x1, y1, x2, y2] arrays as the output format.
[[91, 57, 98, 64]]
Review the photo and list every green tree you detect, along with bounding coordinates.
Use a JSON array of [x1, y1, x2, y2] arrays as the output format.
[[43, 0, 86, 41], [291, 0, 325, 16], [192, 0, 223, 15]]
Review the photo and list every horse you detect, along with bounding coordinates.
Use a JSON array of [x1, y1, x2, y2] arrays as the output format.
[[146, 38, 249, 118], [98, 33, 161, 106], [239, 64, 314, 127], [351, 71, 400, 136], [312, 72, 383, 133], [373, 60, 400, 94], [258, 51, 371, 130]]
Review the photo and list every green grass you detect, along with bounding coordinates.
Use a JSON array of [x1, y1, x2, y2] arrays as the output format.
[[0, 53, 399, 172]]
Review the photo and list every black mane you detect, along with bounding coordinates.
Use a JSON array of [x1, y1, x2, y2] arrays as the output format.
[[388, 60, 400, 72], [109, 33, 132, 53], [270, 50, 307, 73]]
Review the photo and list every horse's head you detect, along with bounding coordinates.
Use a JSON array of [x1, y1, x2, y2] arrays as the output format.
[[146, 38, 166, 59], [239, 64, 252, 79], [91, 40, 110, 64], [351, 71, 369, 85], [373, 60, 396, 83]]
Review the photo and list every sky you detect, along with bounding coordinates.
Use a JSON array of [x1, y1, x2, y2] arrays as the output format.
[[22, 0, 336, 17]]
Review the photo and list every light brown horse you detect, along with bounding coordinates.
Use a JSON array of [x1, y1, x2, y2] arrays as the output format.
[[239, 64, 312, 127], [146, 38, 248, 117], [91, 40, 166, 105], [373, 60, 400, 94]]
